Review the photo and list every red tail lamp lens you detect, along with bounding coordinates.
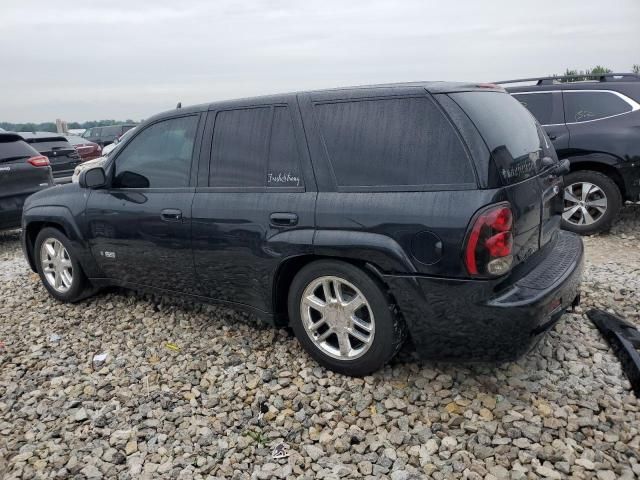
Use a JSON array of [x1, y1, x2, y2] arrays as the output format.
[[464, 204, 514, 276], [27, 155, 50, 167]]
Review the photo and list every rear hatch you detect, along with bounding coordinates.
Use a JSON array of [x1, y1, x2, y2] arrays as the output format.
[[447, 90, 564, 266], [22, 135, 81, 178]]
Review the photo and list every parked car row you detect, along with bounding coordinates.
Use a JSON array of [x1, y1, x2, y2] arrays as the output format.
[[20, 81, 583, 376]]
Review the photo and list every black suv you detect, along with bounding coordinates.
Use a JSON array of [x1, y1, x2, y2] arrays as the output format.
[[82, 124, 137, 147], [500, 73, 640, 234], [21, 82, 583, 375], [17, 132, 82, 184]]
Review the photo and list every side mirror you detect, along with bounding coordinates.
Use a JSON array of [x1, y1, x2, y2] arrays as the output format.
[[79, 167, 107, 189]]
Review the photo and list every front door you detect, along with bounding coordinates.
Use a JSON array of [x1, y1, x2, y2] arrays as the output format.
[[191, 100, 317, 313], [84, 114, 202, 292]]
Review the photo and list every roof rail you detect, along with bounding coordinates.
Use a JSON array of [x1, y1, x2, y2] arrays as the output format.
[[495, 73, 640, 86]]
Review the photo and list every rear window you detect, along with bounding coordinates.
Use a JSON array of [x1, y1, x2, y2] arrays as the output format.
[[0, 138, 38, 163], [450, 91, 543, 184], [25, 138, 73, 153], [563, 91, 632, 123], [314, 96, 474, 189]]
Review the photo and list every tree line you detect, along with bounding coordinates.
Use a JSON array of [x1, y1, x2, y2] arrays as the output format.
[[553, 65, 639, 82], [0, 119, 138, 133]]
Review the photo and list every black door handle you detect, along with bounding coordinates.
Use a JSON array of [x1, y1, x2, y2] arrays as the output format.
[[548, 134, 557, 140], [161, 209, 183, 222], [270, 212, 298, 227]]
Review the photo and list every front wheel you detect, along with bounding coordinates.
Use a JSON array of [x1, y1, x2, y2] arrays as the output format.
[[562, 170, 622, 235], [35, 227, 92, 302], [288, 260, 405, 376]]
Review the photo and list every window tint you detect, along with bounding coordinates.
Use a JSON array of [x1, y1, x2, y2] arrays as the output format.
[[563, 91, 632, 123], [267, 107, 302, 187], [512, 93, 556, 125], [450, 92, 543, 184], [114, 115, 198, 188], [314, 97, 473, 188], [209, 106, 302, 188], [0, 139, 38, 163]]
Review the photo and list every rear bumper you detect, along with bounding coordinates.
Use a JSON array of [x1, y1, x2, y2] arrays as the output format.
[[385, 231, 584, 361]]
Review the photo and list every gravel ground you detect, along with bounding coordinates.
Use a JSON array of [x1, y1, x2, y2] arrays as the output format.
[[1, 207, 639, 480]]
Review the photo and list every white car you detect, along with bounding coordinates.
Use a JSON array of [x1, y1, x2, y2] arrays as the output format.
[[71, 155, 107, 183]]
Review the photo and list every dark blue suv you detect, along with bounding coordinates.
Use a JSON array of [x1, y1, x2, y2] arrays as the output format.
[[21, 82, 583, 375]]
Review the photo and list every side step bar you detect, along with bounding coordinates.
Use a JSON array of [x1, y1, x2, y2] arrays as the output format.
[[587, 309, 640, 396]]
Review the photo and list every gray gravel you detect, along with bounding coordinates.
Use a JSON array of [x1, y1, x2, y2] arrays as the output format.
[[1, 207, 639, 479]]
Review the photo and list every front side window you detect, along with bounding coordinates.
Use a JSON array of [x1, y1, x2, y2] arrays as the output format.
[[113, 115, 198, 188], [314, 96, 474, 188], [563, 91, 632, 123], [209, 106, 302, 188], [512, 92, 557, 125]]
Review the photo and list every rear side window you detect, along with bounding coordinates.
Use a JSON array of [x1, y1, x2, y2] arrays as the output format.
[[450, 92, 543, 184], [563, 91, 632, 123], [113, 115, 199, 188], [0, 138, 38, 163], [512, 92, 558, 125], [209, 106, 302, 188], [102, 126, 121, 136], [313, 96, 473, 188]]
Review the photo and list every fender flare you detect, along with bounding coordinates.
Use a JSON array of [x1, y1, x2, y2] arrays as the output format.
[[313, 230, 416, 274]]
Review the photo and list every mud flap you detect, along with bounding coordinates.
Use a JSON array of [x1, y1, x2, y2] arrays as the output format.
[[587, 309, 640, 396]]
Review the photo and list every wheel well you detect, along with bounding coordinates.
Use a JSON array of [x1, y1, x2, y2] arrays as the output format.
[[23, 221, 66, 271], [271, 255, 387, 325], [567, 160, 625, 198]]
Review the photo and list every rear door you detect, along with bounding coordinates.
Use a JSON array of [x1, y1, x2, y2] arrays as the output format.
[[448, 91, 563, 262], [191, 97, 316, 313], [511, 91, 570, 153]]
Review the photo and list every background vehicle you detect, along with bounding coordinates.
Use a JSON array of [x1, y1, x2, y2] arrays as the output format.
[[0, 133, 53, 230], [65, 134, 102, 161], [17, 132, 81, 184], [499, 73, 640, 234], [100, 126, 136, 156], [21, 82, 582, 375], [71, 155, 106, 183], [81, 124, 136, 147]]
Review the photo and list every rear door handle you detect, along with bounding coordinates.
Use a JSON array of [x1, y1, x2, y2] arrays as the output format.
[[161, 208, 183, 222], [270, 212, 298, 227], [548, 134, 557, 140]]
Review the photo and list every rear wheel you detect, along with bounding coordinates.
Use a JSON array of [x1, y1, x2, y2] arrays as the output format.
[[288, 260, 405, 376], [562, 170, 621, 235], [35, 227, 93, 302]]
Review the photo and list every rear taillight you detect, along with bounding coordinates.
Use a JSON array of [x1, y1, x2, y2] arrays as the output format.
[[27, 155, 50, 167], [464, 203, 514, 277]]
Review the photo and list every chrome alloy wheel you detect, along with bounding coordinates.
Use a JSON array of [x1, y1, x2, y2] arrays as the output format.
[[40, 238, 73, 293], [300, 276, 375, 360], [563, 182, 608, 226]]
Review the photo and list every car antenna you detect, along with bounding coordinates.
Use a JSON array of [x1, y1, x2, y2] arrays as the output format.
[[176, 102, 182, 109]]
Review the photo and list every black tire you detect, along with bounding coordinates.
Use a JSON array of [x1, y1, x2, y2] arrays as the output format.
[[287, 260, 405, 376], [34, 227, 93, 302], [562, 170, 622, 235]]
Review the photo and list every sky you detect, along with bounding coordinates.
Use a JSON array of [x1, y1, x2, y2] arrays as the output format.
[[1, 0, 639, 123]]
